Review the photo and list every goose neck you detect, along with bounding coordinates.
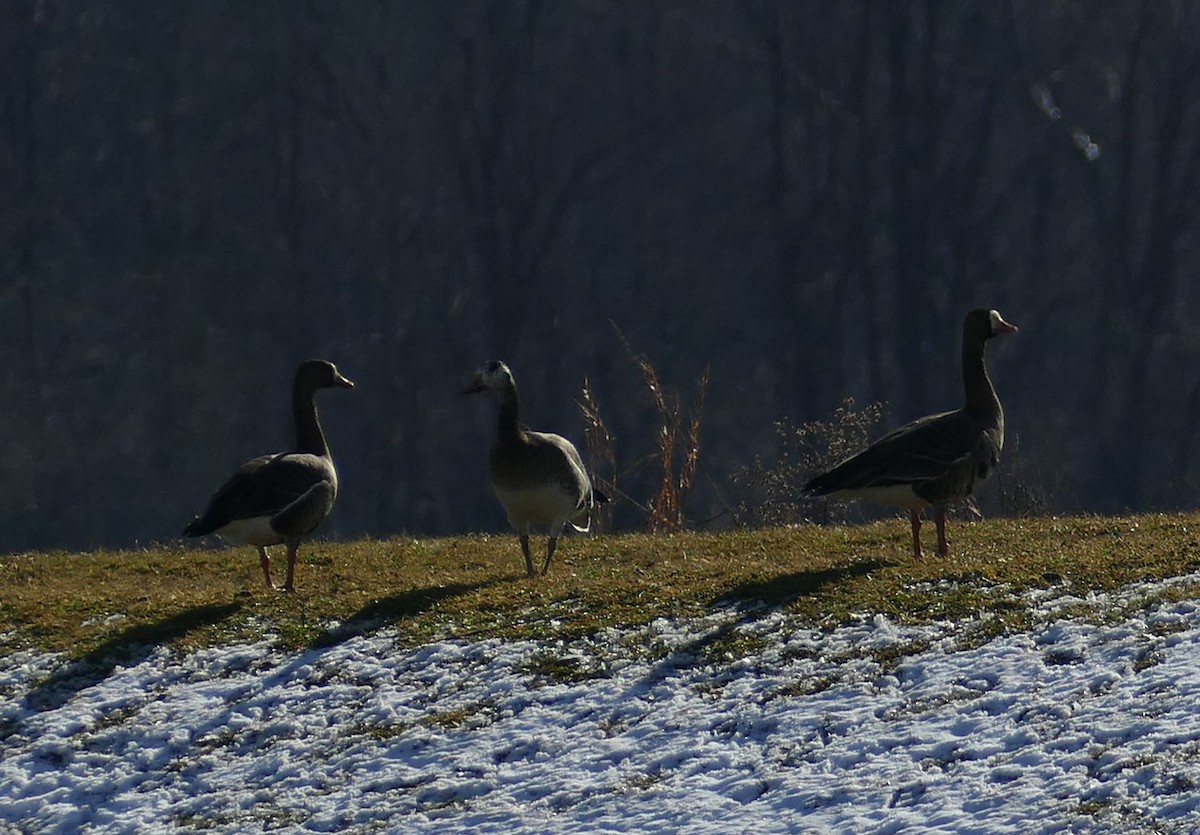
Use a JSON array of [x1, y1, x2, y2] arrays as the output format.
[[962, 340, 1000, 416], [496, 386, 523, 441], [293, 382, 330, 456]]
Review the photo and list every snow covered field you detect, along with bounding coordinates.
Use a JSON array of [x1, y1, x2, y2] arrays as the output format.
[[3, 575, 1200, 834]]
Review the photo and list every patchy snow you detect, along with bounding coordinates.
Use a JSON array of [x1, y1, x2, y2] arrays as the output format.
[[3, 575, 1200, 834]]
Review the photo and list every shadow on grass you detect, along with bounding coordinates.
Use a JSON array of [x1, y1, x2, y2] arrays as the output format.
[[712, 557, 894, 612], [308, 578, 504, 650], [16, 602, 243, 718], [633, 558, 895, 688]]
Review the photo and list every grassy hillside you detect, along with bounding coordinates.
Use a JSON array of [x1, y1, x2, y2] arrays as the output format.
[[2, 513, 1199, 662]]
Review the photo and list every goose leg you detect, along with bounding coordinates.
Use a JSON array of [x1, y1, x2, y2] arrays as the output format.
[[258, 547, 275, 590], [519, 535, 536, 576], [282, 541, 299, 593], [934, 508, 949, 557], [541, 537, 558, 576], [909, 511, 924, 559]]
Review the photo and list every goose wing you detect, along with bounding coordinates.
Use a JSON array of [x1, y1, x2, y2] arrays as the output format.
[[270, 478, 338, 538], [526, 431, 594, 511], [183, 452, 334, 536], [805, 409, 995, 497]]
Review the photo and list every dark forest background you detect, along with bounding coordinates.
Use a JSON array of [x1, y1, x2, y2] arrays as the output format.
[[3, 1, 1200, 553]]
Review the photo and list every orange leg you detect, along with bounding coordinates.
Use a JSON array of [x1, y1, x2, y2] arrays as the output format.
[[935, 508, 949, 556], [541, 537, 558, 576], [909, 511, 924, 559], [282, 541, 299, 593], [258, 547, 275, 589], [519, 535, 536, 576]]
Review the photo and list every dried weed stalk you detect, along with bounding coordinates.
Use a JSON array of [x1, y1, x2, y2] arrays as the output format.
[[577, 377, 617, 532], [734, 397, 887, 527], [637, 355, 709, 532]]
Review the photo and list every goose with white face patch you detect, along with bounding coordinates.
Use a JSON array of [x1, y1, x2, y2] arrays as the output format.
[[182, 359, 354, 592], [804, 309, 1017, 558], [464, 360, 604, 576]]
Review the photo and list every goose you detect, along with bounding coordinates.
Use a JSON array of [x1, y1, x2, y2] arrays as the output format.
[[464, 360, 603, 576], [803, 308, 1017, 558], [182, 359, 354, 591]]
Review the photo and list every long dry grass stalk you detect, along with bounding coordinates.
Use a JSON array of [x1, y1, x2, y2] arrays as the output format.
[[682, 367, 709, 496], [577, 377, 616, 532], [637, 356, 709, 532]]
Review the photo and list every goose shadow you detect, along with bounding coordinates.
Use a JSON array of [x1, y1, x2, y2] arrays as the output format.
[[712, 557, 893, 613], [637, 558, 893, 687], [308, 577, 504, 649], [14, 602, 243, 718]]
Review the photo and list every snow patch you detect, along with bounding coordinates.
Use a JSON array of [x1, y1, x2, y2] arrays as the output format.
[[2, 575, 1200, 833]]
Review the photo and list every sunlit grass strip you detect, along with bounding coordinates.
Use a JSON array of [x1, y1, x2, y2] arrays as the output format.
[[1, 513, 1198, 661]]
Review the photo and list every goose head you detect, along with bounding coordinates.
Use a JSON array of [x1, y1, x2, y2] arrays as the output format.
[[966, 308, 1018, 343], [463, 360, 516, 395], [297, 359, 355, 391]]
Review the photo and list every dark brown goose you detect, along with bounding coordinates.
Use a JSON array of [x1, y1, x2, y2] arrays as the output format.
[[804, 309, 1017, 558], [464, 360, 602, 576], [183, 359, 354, 591]]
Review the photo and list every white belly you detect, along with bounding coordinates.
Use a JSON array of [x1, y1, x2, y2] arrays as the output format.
[[833, 483, 929, 511], [215, 516, 282, 547], [494, 482, 578, 532]]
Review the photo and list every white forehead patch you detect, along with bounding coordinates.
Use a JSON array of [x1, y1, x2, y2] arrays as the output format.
[[986, 309, 1018, 335], [478, 361, 513, 388]]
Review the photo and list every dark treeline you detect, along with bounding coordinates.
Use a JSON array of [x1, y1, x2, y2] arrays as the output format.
[[2, 1, 1200, 553]]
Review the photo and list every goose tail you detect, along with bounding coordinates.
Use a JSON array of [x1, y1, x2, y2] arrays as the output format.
[[182, 516, 212, 538]]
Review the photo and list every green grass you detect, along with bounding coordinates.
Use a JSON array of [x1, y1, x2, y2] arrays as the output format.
[[2, 513, 1199, 663]]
